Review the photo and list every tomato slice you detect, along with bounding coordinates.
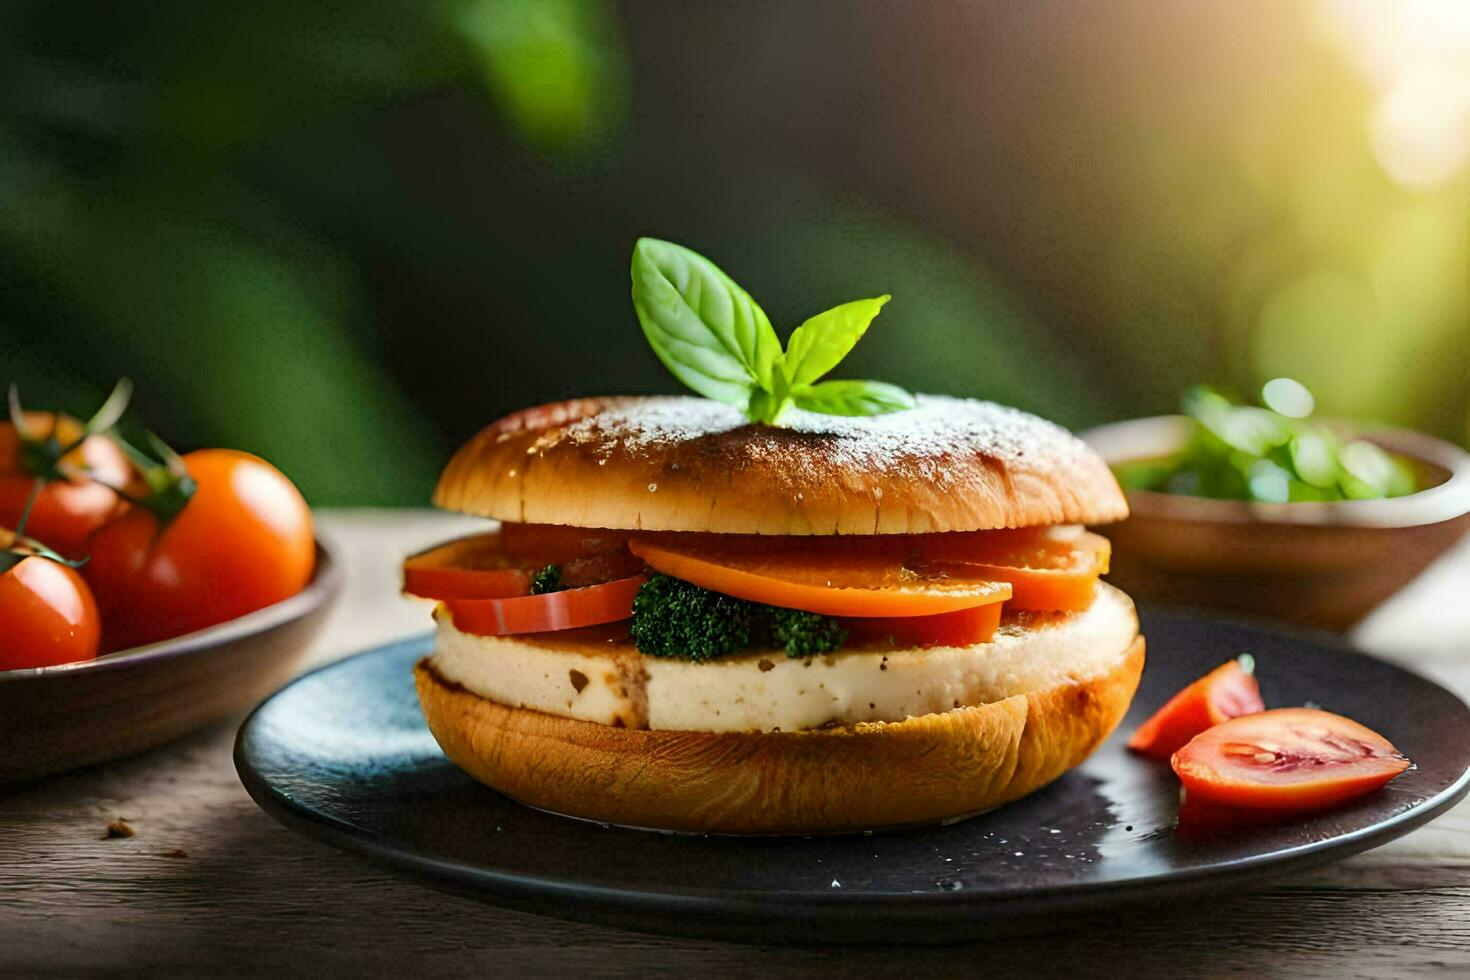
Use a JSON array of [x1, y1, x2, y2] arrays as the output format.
[[628, 537, 1011, 618], [405, 528, 642, 601], [1127, 656, 1264, 759], [839, 602, 1002, 649], [498, 523, 631, 563], [910, 527, 1110, 612], [1171, 708, 1410, 811], [404, 533, 532, 599], [444, 574, 647, 636]]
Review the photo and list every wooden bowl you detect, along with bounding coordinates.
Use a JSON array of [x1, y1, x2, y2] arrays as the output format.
[[0, 541, 340, 784], [1082, 417, 1470, 631]]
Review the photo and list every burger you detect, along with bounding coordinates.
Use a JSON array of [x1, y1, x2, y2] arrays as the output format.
[[405, 238, 1143, 835], [408, 393, 1142, 834]]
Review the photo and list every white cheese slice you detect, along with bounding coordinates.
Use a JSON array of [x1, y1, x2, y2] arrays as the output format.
[[431, 621, 645, 727], [430, 583, 1137, 733]]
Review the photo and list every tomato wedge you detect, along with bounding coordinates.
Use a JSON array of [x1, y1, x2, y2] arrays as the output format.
[[628, 537, 1011, 618], [839, 602, 1002, 649], [911, 528, 1110, 612], [444, 574, 646, 636], [1128, 656, 1264, 759], [404, 533, 532, 599], [1171, 708, 1410, 811]]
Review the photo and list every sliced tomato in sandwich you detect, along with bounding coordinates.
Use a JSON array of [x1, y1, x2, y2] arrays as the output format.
[[403, 532, 532, 599], [405, 527, 641, 601], [498, 523, 632, 564], [629, 535, 1011, 618], [909, 526, 1110, 612], [840, 602, 1003, 648], [443, 574, 647, 636]]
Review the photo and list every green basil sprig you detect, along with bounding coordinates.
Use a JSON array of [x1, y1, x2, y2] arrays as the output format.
[[631, 238, 914, 424]]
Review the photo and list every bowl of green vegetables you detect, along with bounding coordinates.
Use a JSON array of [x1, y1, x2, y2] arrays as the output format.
[[1082, 379, 1470, 631]]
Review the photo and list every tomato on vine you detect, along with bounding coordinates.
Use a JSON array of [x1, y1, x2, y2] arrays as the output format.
[[0, 382, 133, 559], [0, 494, 100, 670], [85, 442, 315, 651]]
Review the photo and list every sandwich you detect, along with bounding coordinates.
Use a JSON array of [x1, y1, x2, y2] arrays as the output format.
[[405, 239, 1143, 834]]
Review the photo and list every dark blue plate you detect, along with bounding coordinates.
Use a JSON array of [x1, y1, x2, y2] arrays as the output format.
[[235, 609, 1470, 943]]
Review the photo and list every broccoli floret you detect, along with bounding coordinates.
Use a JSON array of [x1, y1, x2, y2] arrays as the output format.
[[770, 607, 848, 658], [529, 564, 563, 595], [630, 573, 846, 660], [630, 574, 754, 661]]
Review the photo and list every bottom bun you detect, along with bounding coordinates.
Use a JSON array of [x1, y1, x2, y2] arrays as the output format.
[[414, 632, 1144, 835]]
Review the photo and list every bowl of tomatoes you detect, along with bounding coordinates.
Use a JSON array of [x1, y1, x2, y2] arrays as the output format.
[[0, 384, 340, 783]]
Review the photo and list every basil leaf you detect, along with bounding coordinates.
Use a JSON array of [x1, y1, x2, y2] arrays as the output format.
[[792, 379, 914, 416], [782, 295, 891, 388], [631, 238, 782, 405], [746, 387, 791, 425]]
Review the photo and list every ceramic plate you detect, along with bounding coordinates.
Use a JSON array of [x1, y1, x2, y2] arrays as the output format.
[[235, 607, 1470, 943]]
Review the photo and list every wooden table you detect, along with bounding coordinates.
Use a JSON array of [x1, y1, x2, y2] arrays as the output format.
[[4, 510, 1467, 976]]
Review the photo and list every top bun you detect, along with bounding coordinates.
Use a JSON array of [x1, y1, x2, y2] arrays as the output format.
[[434, 395, 1126, 535]]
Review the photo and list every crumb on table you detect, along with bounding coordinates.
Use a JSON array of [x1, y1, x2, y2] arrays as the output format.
[[103, 819, 135, 839]]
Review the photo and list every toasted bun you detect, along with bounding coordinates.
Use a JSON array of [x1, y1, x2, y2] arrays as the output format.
[[434, 396, 1127, 535], [414, 633, 1143, 834]]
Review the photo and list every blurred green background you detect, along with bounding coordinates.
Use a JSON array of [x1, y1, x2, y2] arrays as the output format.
[[3, 0, 1467, 504]]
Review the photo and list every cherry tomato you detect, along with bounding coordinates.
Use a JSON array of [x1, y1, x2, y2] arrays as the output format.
[[911, 527, 1110, 612], [0, 413, 130, 559], [1128, 656, 1264, 759], [85, 449, 314, 651], [1171, 708, 1410, 811], [444, 574, 647, 636], [0, 554, 100, 669], [628, 536, 1011, 618], [839, 601, 1002, 649]]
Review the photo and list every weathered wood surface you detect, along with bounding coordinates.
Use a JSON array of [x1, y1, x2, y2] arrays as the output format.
[[3, 510, 1467, 978]]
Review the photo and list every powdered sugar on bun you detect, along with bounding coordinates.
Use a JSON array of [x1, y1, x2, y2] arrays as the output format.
[[434, 395, 1127, 534]]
